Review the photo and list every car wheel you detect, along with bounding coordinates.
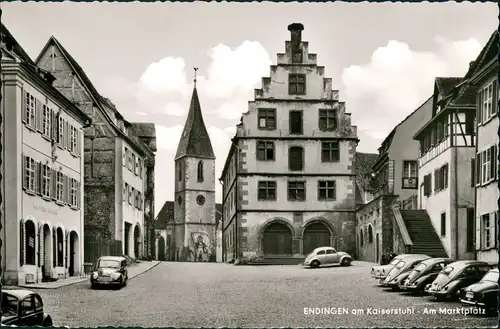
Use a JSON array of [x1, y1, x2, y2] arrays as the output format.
[[434, 295, 445, 302], [90, 283, 97, 290], [341, 258, 351, 266], [43, 317, 53, 327], [310, 260, 320, 268]]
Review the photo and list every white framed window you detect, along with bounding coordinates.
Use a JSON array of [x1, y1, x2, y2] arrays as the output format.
[[41, 164, 51, 198], [481, 148, 491, 184], [123, 182, 128, 201], [482, 214, 492, 249], [138, 159, 143, 178], [128, 151, 133, 170], [128, 187, 133, 205], [69, 126, 77, 153], [42, 105, 51, 137], [23, 156, 36, 192], [56, 171, 64, 202], [482, 83, 493, 121], [70, 179, 78, 207], [123, 147, 128, 167], [134, 156, 139, 175], [25, 93, 36, 128]]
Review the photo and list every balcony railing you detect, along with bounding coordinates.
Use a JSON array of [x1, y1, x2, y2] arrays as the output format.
[[400, 194, 418, 210]]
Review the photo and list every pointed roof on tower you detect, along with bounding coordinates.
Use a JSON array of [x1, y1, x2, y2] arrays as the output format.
[[175, 72, 215, 160]]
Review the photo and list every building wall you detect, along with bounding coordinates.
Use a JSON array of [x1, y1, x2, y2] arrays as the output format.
[[388, 97, 432, 199], [2, 66, 85, 285], [475, 72, 499, 263], [418, 148, 452, 256], [174, 157, 216, 262]]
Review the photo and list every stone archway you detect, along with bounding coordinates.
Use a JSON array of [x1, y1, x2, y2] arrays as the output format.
[[42, 224, 52, 280], [133, 224, 142, 259], [158, 236, 166, 261], [302, 221, 333, 255], [262, 221, 293, 256], [69, 231, 79, 276]]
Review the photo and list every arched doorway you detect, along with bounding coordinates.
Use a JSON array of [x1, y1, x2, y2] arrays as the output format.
[[134, 224, 141, 259], [262, 222, 293, 255], [56, 228, 63, 267], [42, 224, 52, 280], [303, 222, 332, 255], [124, 222, 131, 256], [158, 236, 166, 261], [24, 220, 36, 265], [69, 231, 79, 276]]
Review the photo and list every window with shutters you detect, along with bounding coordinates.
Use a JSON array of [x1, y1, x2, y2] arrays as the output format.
[[482, 214, 492, 249], [288, 181, 306, 201], [131, 153, 136, 173], [138, 159, 143, 178], [123, 183, 128, 202], [321, 141, 340, 162], [123, 147, 128, 167], [318, 109, 338, 131], [23, 156, 36, 193], [42, 105, 51, 137], [288, 74, 306, 95], [69, 126, 77, 153], [70, 179, 78, 207], [423, 174, 432, 196], [256, 141, 275, 161], [318, 180, 336, 200], [128, 150, 133, 171], [258, 181, 276, 201], [57, 116, 64, 146], [129, 187, 133, 205], [25, 92, 36, 128], [258, 108, 277, 130], [482, 82, 494, 121], [289, 110, 303, 134], [434, 164, 449, 192], [288, 146, 304, 171], [56, 171, 64, 203], [41, 164, 51, 198], [134, 156, 140, 175]]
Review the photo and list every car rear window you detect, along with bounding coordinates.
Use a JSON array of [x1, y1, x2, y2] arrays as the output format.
[[442, 266, 454, 275], [98, 260, 120, 268], [395, 261, 406, 269], [390, 258, 400, 265], [414, 263, 427, 272], [481, 271, 498, 283]]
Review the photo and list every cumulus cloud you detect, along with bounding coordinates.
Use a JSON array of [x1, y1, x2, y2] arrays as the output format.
[[342, 37, 482, 153]]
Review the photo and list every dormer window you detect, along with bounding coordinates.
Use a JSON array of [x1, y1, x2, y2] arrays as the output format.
[[292, 50, 303, 64]]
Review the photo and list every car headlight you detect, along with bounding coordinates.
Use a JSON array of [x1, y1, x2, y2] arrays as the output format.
[[92, 272, 98, 279], [111, 273, 121, 280]]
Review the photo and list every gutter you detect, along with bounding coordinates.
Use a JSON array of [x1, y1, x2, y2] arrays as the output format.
[[454, 108, 459, 259]]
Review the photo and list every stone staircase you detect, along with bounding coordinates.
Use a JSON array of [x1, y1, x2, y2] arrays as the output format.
[[399, 210, 448, 258]]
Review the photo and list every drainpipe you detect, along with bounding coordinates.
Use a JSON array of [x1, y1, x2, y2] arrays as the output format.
[[233, 139, 239, 261], [0, 6, 4, 309], [218, 179, 224, 262], [453, 109, 459, 260], [473, 107, 478, 260]]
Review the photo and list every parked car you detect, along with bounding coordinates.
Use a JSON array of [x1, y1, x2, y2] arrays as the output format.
[[400, 257, 454, 294], [1, 289, 53, 326], [371, 254, 421, 282], [382, 254, 431, 291], [460, 268, 498, 314], [91, 256, 129, 289], [425, 260, 492, 301], [302, 247, 352, 268]]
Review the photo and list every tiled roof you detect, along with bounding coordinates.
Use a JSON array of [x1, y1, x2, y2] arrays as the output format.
[[435, 77, 462, 98], [175, 87, 215, 160], [1, 23, 34, 64], [130, 122, 156, 138], [464, 30, 498, 80], [155, 201, 223, 230]]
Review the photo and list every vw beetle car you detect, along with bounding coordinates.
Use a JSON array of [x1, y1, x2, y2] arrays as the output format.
[[382, 254, 431, 291], [425, 260, 491, 301], [1, 289, 53, 326], [460, 268, 498, 314], [303, 247, 352, 268], [371, 254, 424, 282], [401, 257, 454, 294], [91, 255, 129, 289]]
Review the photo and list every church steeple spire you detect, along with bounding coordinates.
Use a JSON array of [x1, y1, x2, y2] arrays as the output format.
[[174, 68, 215, 160]]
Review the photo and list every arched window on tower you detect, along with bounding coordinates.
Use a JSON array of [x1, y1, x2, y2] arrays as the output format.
[[197, 161, 204, 182]]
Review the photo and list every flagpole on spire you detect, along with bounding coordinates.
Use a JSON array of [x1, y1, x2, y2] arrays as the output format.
[[193, 67, 198, 88]]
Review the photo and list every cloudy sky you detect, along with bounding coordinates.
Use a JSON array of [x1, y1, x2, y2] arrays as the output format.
[[3, 2, 496, 214]]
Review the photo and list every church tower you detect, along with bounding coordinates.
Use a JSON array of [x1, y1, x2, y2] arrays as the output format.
[[173, 71, 216, 262]]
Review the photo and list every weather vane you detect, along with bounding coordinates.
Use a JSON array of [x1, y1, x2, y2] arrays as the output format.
[[193, 67, 199, 86]]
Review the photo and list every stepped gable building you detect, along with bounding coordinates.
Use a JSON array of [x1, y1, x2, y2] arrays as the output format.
[[35, 37, 156, 263], [219, 23, 359, 264], [168, 81, 217, 262], [1, 24, 91, 284]]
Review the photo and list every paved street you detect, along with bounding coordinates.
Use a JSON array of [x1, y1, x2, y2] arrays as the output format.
[[31, 261, 497, 328]]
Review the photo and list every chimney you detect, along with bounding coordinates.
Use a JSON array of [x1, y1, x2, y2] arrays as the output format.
[[288, 23, 304, 48], [469, 61, 475, 69]]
